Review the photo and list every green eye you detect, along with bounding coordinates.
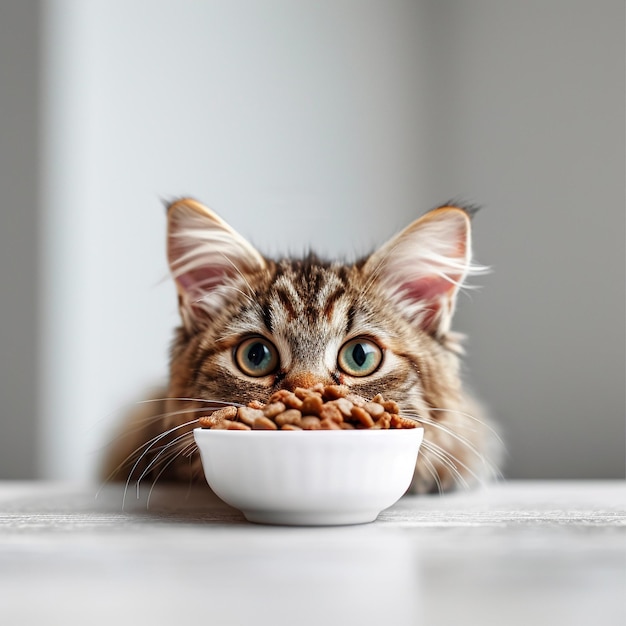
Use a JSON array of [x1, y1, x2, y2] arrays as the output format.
[[338, 338, 383, 377], [234, 337, 279, 377]]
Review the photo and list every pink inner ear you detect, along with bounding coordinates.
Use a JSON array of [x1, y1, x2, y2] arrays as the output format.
[[177, 265, 231, 295], [401, 275, 455, 303], [397, 272, 461, 333], [168, 230, 236, 297]]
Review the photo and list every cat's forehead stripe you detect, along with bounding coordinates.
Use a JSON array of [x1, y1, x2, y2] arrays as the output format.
[[269, 262, 349, 321], [322, 287, 345, 320], [274, 286, 298, 322], [261, 300, 274, 334]]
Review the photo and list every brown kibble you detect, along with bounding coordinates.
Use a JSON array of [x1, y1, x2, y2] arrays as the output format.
[[332, 397, 353, 417], [263, 402, 286, 418], [318, 402, 343, 423], [382, 399, 400, 415], [270, 389, 304, 410], [301, 416, 322, 430], [283, 395, 303, 410], [350, 406, 375, 428], [294, 387, 321, 401], [390, 414, 418, 429], [237, 406, 265, 426], [198, 415, 221, 428], [274, 409, 303, 427], [210, 406, 238, 421], [198, 405, 237, 428], [301, 394, 324, 415], [268, 389, 292, 404], [375, 412, 391, 429], [253, 415, 279, 430], [198, 385, 416, 431], [363, 402, 385, 418], [346, 393, 366, 407], [322, 385, 349, 400]]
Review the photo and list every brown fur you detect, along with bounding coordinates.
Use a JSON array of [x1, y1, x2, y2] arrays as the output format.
[[101, 199, 501, 493]]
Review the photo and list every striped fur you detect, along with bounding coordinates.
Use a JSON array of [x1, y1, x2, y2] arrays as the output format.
[[102, 198, 501, 494]]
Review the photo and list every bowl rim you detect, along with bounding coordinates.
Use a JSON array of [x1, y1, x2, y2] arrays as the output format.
[[193, 426, 424, 438]]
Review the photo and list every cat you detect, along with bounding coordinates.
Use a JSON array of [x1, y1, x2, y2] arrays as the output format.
[[102, 197, 502, 494]]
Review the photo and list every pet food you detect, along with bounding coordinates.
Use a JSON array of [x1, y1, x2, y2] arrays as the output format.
[[198, 384, 418, 431]]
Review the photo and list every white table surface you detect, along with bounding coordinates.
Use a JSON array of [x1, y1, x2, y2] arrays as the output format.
[[0, 480, 624, 626]]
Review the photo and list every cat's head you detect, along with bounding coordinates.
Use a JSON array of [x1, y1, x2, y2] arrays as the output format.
[[161, 198, 497, 492], [165, 198, 484, 416]]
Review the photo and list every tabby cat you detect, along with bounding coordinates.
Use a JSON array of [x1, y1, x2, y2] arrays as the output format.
[[102, 198, 501, 494]]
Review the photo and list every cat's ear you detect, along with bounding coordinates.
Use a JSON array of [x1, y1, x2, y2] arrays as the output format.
[[363, 206, 484, 338], [167, 198, 266, 331]]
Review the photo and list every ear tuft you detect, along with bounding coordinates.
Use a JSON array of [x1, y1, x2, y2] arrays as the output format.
[[363, 206, 487, 337], [167, 198, 266, 330]]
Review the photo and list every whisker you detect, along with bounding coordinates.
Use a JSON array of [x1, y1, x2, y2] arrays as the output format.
[[133, 396, 207, 405], [419, 453, 443, 495], [135, 430, 195, 496], [122, 418, 200, 510], [100, 401, 243, 489], [407, 412, 485, 461], [428, 406, 504, 444], [420, 440, 470, 490], [146, 440, 199, 509], [98, 398, 246, 503], [99, 410, 205, 492], [184, 450, 198, 502], [134, 397, 244, 409], [119, 404, 233, 435], [146, 453, 186, 509], [410, 407, 504, 483]]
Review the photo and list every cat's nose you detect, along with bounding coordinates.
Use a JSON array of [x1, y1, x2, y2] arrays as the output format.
[[281, 371, 330, 391]]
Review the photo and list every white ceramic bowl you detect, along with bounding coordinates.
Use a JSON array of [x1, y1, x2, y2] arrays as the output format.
[[193, 427, 424, 526]]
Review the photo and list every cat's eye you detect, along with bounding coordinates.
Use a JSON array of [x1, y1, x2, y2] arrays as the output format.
[[337, 338, 383, 377], [234, 337, 279, 377]]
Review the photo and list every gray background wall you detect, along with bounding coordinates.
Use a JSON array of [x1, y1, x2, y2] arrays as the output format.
[[0, 1, 40, 478], [0, 0, 624, 481]]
